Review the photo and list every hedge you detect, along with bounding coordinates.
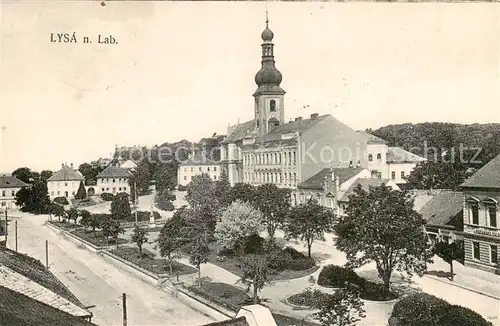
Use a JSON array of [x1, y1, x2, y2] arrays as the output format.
[[124, 211, 161, 222], [53, 197, 69, 205], [177, 184, 188, 191], [157, 199, 174, 211], [317, 265, 365, 288], [390, 293, 492, 326], [100, 193, 115, 201]]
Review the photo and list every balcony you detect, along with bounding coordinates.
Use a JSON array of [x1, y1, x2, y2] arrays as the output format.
[[464, 224, 500, 238]]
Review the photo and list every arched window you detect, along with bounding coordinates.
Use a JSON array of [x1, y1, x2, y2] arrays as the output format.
[[368, 154, 373, 162], [270, 100, 276, 112]]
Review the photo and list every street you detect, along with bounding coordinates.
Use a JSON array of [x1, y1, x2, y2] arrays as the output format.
[[5, 211, 216, 326]]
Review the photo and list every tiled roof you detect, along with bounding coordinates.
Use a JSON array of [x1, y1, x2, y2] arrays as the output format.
[[0, 248, 90, 315], [96, 165, 132, 179], [0, 285, 95, 326], [223, 120, 257, 143], [460, 153, 500, 189], [47, 165, 84, 182], [419, 190, 463, 226], [357, 131, 386, 145], [298, 168, 365, 190], [0, 175, 29, 189], [339, 178, 393, 202], [256, 114, 329, 143], [387, 147, 426, 164], [201, 316, 249, 326], [180, 153, 219, 166]]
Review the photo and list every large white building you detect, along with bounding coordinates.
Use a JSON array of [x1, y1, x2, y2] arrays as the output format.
[[47, 164, 85, 200], [177, 154, 220, 186], [0, 175, 29, 209], [94, 165, 132, 196]]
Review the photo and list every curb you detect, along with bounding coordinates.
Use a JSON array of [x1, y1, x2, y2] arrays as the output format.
[[424, 274, 500, 301]]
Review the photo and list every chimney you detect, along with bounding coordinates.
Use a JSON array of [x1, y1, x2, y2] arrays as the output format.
[[335, 176, 340, 192], [294, 117, 303, 122], [310, 113, 319, 119], [61, 163, 64, 168], [70, 163, 74, 169]]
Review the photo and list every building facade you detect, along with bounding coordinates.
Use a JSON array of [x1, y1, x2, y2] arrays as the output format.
[[0, 175, 29, 209], [95, 165, 131, 196], [460, 153, 500, 274], [177, 155, 221, 186], [47, 164, 85, 200]]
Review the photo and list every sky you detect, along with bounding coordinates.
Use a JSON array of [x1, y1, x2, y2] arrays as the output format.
[[1, 2, 499, 173]]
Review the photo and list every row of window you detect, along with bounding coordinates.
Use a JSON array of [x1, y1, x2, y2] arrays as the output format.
[[368, 153, 384, 162], [1, 190, 16, 197], [100, 178, 128, 183], [472, 242, 498, 264], [183, 175, 218, 181], [101, 187, 126, 192], [244, 171, 297, 186], [183, 166, 217, 173], [391, 171, 406, 180], [50, 191, 75, 197], [469, 203, 497, 228], [243, 151, 297, 166], [49, 181, 76, 188]]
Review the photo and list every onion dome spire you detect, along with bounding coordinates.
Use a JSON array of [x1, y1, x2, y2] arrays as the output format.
[[254, 12, 282, 87]]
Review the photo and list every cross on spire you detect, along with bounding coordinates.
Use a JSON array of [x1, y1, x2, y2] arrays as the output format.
[[265, 2, 269, 27]]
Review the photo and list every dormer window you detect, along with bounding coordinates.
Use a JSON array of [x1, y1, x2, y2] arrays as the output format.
[[270, 100, 276, 112]]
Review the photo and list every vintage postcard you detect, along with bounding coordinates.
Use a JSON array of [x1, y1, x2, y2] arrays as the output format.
[[1, 1, 499, 326]]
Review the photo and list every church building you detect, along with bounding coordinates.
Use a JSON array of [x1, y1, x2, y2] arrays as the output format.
[[220, 17, 372, 193]]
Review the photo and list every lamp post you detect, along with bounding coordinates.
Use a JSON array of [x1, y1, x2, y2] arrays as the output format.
[[134, 182, 138, 224]]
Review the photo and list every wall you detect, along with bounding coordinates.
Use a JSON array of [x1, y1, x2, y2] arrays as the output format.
[[388, 162, 417, 184], [0, 187, 23, 209], [177, 164, 221, 186], [367, 143, 389, 178], [96, 177, 130, 195], [48, 181, 82, 200]]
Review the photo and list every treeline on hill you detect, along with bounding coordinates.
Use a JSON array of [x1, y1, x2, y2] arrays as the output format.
[[368, 122, 500, 190]]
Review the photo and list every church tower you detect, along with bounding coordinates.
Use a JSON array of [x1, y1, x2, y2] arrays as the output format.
[[253, 14, 286, 135]]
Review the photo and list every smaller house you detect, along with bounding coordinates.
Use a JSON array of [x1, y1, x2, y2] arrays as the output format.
[[337, 178, 400, 216], [95, 165, 132, 196], [387, 147, 427, 184], [178, 153, 220, 186], [419, 190, 464, 243], [46, 164, 85, 200], [0, 175, 29, 209], [296, 167, 371, 209]]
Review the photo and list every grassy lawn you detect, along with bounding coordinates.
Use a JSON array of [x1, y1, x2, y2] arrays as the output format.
[[111, 246, 197, 276], [188, 282, 318, 326], [49, 221, 73, 230], [70, 229, 129, 247], [207, 242, 320, 281]]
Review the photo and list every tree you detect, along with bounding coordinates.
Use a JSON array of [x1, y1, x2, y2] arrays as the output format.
[[78, 163, 103, 183], [79, 210, 92, 232], [110, 192, 131, 220], [238, 254, 270, 304], [285, 201, 334, 258], [101, 219, 124, 247], [50, 203, 65, 222], [314, 289, 366, 326], [433, 240, 464, 281], [12, 167, 34, 183], [334, 184, 431, 297], [189, 236, 210, 280], [132, 225, 148, 259], [89, 214, 103, 238], [130, 161, 151, 196], [214, 200, 264, 254], [40, 170, 53, 182], [253, 184, 291, 239], [157, 208, 188, 274], [186, 174, 220, 233], [405, 161, 468, 191], [229, 183, 257, 205], [15, 180, 51, 214], [214, 169, 232, 208], [75, 181, 87, 200], [66, 208, 80, 230]]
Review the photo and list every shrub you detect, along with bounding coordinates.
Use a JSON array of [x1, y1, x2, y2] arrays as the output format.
[[157, 199, 174, 211], [283, 247, 307, 260], [317, 265, 365, 288], [391, 293, 452, 326], [442, 305, 493, 326], [359, 280, 397, 301], [152, 211, 161, 220], [242, 234, 265, 254], [54, 197, 69, 205], [284, 258, 316, 271], [288, 288, 330, 308], [101, 193, 115, 201], [177, 184, 188, 191]]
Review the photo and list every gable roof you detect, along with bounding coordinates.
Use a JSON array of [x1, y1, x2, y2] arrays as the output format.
[[387, 147, 427, 164], [0, 248, 90, 317], [0, 285, 95, 326], [339, 178, 395, 202], [47, 165, 84, 182], [0, 175, 29, 189], [461, 153, 500, 189], [256, 115, 329, 143], [358, 131, 386, 145], [223, 120, 257, 143], [180, 153, 219, 166], [96, 165, 132, 179], [419, 190, 463, 226], [120, 159, 138, 169], [298, 168, 365, 190], [201, 316, 249, 326]]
